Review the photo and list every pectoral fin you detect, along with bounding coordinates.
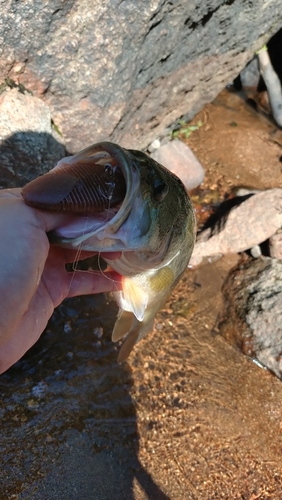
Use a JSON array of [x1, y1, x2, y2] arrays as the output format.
[[116, 278, 148, 322]]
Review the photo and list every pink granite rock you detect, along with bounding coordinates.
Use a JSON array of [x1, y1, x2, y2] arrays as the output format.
[[269, 231, 282, 259]]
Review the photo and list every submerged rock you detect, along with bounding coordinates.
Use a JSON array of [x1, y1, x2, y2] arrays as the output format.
[[220, 257, 282, 379], [190, 189, 282, 266], [151, 139, 205, 190]]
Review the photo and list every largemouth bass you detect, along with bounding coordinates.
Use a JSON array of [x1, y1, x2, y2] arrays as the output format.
[[22, 142, 196, 362]]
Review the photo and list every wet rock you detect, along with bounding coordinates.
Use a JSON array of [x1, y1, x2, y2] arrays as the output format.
[[220, 257, 282, 379], [190, 189, 282, 266], [151, 140, 205, 190], [0, 88, 65, 188], [0, 1, 281, 151]]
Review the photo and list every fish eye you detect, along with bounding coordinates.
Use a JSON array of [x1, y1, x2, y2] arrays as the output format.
[[153, 179, 168, 201]]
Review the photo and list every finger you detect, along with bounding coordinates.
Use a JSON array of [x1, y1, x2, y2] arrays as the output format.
[[65, 270, 122, 300], [0, 284, 53, 374], [0, 305, 51, 374], [0, 192, 75, 233], [0, 187, 22, 199], [49, 246, 97, 264], [101, 251, 122, 260], [0, 336, 31, 374], [48, 246, 121, 265]]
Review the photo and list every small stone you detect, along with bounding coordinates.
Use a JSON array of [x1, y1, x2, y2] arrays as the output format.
[[31, 381, 47, 398], [250, 244, 262, 258], [92, 340, 101, 349], [27, 399, 39, 409], [151, 140, 205, 190], [156, 323, 163, 330], [148, 139, 161, 152], [64, 322, 72, 334], [93, 327, 103, 339]]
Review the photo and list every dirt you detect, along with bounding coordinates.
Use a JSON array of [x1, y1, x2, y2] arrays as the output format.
[[1, 88, 282, 499], [188, 88, 282, 194]]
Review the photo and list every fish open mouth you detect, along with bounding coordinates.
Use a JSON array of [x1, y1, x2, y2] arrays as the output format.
[[21, 142, 138, 243]]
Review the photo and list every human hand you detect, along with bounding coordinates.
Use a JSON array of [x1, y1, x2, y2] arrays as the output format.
[[0, 188, 121, 374]]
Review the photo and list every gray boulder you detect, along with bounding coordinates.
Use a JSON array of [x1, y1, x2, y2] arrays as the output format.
[[1, 0, 281, 152]]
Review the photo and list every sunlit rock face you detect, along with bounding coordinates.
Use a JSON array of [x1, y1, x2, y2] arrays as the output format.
[[1, 0, 281, 152]]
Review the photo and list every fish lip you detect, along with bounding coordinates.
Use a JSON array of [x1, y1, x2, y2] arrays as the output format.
[[70, 142, 137, 235]]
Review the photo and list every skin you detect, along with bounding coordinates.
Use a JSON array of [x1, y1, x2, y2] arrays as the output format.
[[0, 188, 121, 374]]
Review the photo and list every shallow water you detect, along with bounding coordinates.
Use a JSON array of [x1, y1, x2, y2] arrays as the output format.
[[2, 89, 282, 499]]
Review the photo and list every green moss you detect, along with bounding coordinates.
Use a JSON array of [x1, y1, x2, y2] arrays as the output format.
[[0, 78, 33, 95], [171, 119, 203, 139], [51, 119, 62, 137]]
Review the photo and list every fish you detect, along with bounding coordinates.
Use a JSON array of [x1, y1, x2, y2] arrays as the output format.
[[22, 142, 196, 362]]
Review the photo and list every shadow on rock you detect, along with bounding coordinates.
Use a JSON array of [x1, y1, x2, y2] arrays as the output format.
[[0, 130, 66, 189], [201, 193, 253, 236]]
